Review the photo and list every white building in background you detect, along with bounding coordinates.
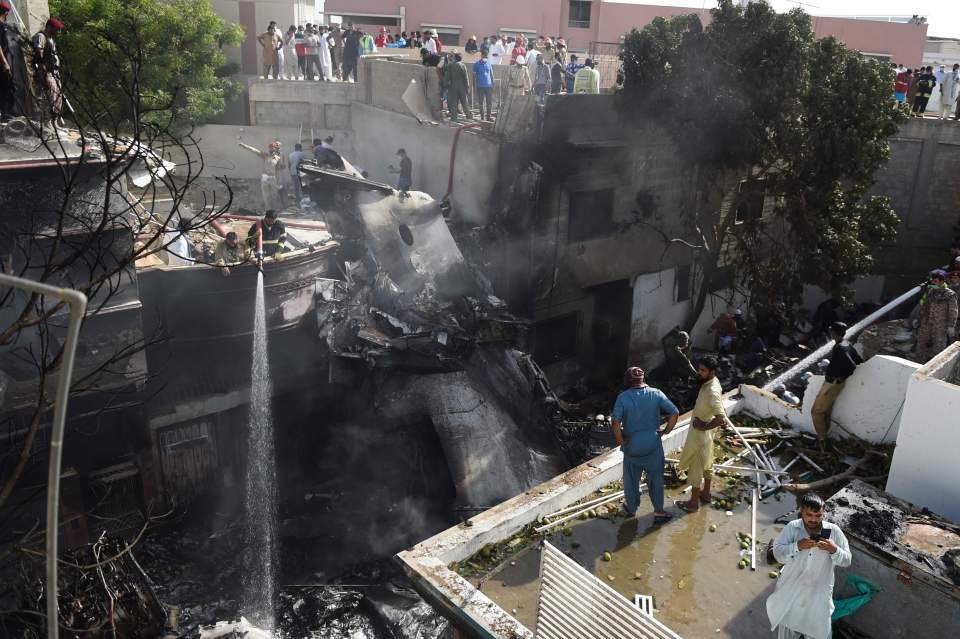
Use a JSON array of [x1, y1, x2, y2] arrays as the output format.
[[923, 36, 960, 68], [210, 0, 314, 75]]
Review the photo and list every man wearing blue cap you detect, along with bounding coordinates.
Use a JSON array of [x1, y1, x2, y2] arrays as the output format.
[[611, 366, 679, 523], [916, 270, 958, 362]]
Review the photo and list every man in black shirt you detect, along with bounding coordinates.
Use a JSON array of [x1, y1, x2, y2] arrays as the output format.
[[420, 47, 440, 67], [341, 27, 360, 82], [811, 322, 862, 450], [388, 148, 412, 192], [247, 209, 287, 262]]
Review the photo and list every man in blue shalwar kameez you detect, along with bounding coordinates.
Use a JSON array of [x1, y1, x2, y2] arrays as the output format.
[[611, 367, 680, 524]]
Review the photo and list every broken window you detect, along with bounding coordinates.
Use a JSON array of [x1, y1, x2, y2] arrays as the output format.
[[734, 179, 766, 223], [567, 188, 616, 243], [675, 265, 691, 302], [569, 1, 592, 28], [533, 313, 580, 364]]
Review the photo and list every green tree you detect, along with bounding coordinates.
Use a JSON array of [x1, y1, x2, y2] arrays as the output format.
[[619, 0, 905, 330], [51, 0, 244, 126]]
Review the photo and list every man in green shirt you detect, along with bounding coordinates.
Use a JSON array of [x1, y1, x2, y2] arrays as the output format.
[[444, 52, 471, 123]]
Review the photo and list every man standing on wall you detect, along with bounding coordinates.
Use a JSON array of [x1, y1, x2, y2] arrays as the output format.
[[388, 148, 413, 193], [329, 24, 343, 80], [573, 58, 601, 94], [341, 27, 361, 83], [676, 356, 727, 512], [565, 54, 583, 94], [473, 50, 495, 121], [912, 66, 936, 116], [940, 64, 959, 120], [303, 27, 322, 81], [257, 23, 282, 79], [0, 1, 20, 121], [811, 322, 862, 451], [31, 17, 65, 119], [489, 35, 506, 66], [611, 367, 679, 525], [767, 493, 851, 639], [445, 52, 471, 122]]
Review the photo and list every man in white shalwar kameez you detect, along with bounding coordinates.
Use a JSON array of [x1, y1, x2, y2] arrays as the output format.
[[940, 64, 959, 120], [767, 493, 852, 639], [320, 30, 334, 81]]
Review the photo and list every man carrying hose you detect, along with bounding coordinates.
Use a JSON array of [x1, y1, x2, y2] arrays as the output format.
[[676, 356, 727, 512], [611, 367, 679, 524], [247, 209, 287, 264]]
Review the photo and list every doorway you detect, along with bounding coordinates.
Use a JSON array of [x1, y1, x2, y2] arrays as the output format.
[[588, 280, 633, 386]]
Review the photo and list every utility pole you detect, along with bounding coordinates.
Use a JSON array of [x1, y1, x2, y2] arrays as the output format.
[[11, 0, 49, 34]]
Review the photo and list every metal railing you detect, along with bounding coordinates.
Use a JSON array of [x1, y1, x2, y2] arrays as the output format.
[[536, 541, 682, 638], [0, 273, 88, 639], [587, 41, 623, 90]]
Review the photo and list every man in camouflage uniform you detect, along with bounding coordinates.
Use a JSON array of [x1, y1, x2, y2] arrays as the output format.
[[213, 232, 252, 276], [916, 270, 958, 361], [949, 271, 960, 340]]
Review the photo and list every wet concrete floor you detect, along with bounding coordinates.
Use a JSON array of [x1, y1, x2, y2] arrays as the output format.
[[478, 485, 798, 638]]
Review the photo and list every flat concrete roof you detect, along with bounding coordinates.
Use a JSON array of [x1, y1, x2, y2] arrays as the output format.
[[469, 482, 796, 638]]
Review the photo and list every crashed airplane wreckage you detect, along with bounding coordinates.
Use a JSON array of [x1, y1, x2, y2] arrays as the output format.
[[299, 162, 572, 507], [133, 153, 575, 507]]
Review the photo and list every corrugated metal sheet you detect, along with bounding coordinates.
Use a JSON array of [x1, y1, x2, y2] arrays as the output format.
[[535, 542, 683, 639]]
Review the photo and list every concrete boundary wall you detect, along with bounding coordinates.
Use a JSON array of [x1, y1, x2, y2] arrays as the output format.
[[248, 79, 360, 128], [739, 354, 920, 445], [886, 342, 960, 521]]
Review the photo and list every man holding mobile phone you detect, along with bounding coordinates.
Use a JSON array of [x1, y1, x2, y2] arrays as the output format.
[[767, 493, 852, 639]]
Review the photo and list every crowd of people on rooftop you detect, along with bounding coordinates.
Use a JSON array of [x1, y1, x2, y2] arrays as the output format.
[[253, 21, 605, 123], [892, 62, 960, 120]]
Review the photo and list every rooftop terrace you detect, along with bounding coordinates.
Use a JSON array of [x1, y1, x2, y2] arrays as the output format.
[[472, 481, 796, 638]]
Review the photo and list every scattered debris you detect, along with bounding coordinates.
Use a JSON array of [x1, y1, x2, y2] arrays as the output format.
[[16, 533, 166, 638], [942, 549, 960, 586], [847, 509, 899, 546]]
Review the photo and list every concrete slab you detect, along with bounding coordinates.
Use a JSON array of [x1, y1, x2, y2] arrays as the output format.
[[476, 485, 796, 638]]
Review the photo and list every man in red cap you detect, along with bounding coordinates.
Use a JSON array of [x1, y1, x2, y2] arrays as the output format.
[[31, 16, 64, 118], [611, 366, 679, 524]]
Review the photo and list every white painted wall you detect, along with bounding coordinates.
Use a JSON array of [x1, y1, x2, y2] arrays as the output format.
[[351, 102, 500, 225], [629, 269, 689, 370], [802, 275, 887, 310], [187, 124, 353, 180], [886, 344, 960, 521], [738, 354, 919, 445]]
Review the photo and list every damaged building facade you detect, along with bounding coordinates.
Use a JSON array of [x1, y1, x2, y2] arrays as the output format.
[[2, 10, 960, 636]]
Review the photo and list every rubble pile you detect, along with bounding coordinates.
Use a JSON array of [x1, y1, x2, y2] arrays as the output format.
[[857, 319, 917, 362], [847, 509, 899, 546], [15, 534, 166, 638]]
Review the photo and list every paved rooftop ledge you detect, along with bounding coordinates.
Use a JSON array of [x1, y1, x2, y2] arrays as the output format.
[[914, 339, 960, 381], [396, 392, 741, 638]]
